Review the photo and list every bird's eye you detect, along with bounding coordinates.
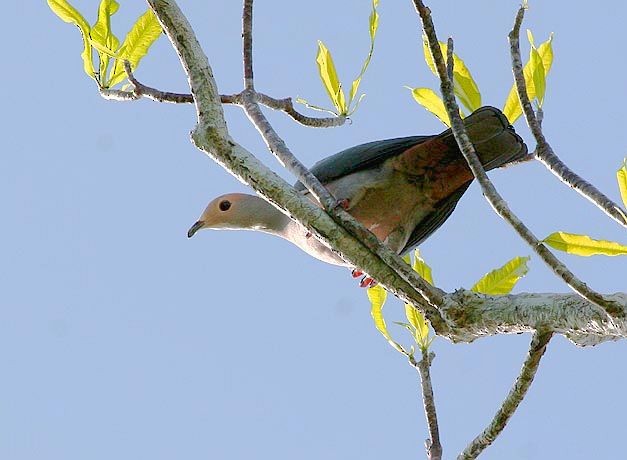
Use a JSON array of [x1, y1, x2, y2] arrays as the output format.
[[219, 200, 232, 212]]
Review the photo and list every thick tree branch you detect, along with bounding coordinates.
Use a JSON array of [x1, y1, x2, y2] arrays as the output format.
[[508, 7, 627, 229], [411, 0, 624, 319], [410, 351, 442, 460], [443, 291, 626, 346], [458, 330, 553, 459]]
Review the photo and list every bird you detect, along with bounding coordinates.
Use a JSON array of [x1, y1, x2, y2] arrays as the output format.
[[187, 106, 527, 285]]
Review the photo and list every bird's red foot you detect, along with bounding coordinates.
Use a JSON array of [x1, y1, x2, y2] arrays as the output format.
[[336, 198, 350, 210], [359, 277, 378, 288], [351, 268, 376, 287]]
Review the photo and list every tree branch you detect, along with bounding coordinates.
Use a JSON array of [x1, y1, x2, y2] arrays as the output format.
[[410, 351, 442, 460], [458, 330, 553, 459], [411, 0, 624, 319], [508, 7, 627, 230], [99, 58, 346, 128], [443, 291, 626, 347], [242, 0, 254, 90]]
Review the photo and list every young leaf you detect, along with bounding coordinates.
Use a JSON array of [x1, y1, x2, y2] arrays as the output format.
[[348, 0, 380, 112], [471, 256, 530, 295], [108, 9, 162, 88], [503, 33, 554, 123], [412, 249, 434, 285], [47, 0, 95, 78], [91, 0, 120, 84], [315, 41, 346, 115], [404, 304, 431, 351], [422, 38, 481, 113], [529, 47, 546, 106], [543, 232, 627, 257], [368, 286, 406, 354], [617, 159, 627, 209], [409, 87, 451, 126]]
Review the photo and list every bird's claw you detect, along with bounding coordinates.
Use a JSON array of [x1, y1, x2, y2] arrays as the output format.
[[359, 276, 378, 288], [352, 269, 377, 288], [336, 198, 350, 210]]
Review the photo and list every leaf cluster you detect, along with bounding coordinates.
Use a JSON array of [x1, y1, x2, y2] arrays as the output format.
[[48, 0, 162, 88]]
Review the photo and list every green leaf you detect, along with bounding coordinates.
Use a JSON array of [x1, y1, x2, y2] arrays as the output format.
[[537, 33, 555, 78], [404, 304, 431, 351], [315, 41, 346, 115], [529, 47, 546, 107], [348, 0, 379, 111], [108, 9, 162, 88], [617, 159, 627, 209], [368, 286, 406, 354], [503, 33, 553, 123], [422, 38, 481, 112], [409, 87, 450, 126], [412, 249, 434, 285], [47, 0, 95, 78], [471, 256, 530, 295], [91, 0, 120, 84], [543, 232, 627, 257]]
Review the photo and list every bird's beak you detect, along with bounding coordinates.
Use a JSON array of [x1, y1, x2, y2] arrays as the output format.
[[187, 220, 205, 238]]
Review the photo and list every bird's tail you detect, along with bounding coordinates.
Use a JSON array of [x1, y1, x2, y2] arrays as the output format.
[[443, 106, 529, 170]]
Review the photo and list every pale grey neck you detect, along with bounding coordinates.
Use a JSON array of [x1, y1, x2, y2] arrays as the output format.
[[241, 196, 292, 237]]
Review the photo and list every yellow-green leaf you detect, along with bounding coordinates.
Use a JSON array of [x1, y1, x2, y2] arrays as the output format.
[[543, 232, 627, 257], [503, 33, 553, 123], [47, 0, 95, 78], [471, 256, 530, 295], [409, 87, 450, 126], [538, 33, 555, 79], [529, 47, 546, 107], [422, 38, 481, 112], [412, 249, 434, 285], [91, 0, 119, 47], [368, 285, 389, 340], [348, 0, 379, 111], [91, 0, 120, 83], [368, 286, 405, 354], [315, 41, 346, 115], [404, 304, 430, 350], [617, 159, 627, 209], [109, 9, 162, 88]]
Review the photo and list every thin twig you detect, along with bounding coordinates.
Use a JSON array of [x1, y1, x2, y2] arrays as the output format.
[[410, 351, 442, 460], [411, 0, 624, 319], [458, 330, 553, 459], [242, 0, 254, 89], [256, 93, 346, 127], [100, 60, 345, 127], [508, 7, 627, 229], [446, 37, 454, 83]]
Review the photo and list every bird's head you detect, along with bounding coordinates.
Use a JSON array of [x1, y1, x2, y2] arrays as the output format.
[[187, 193, 280, 238]]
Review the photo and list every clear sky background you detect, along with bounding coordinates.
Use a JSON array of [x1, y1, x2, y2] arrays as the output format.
[[3, 1, 626, 459]]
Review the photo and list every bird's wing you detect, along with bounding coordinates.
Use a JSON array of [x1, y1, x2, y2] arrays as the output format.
[[399, 182, 471, 255], [294, 135, 433, 191]]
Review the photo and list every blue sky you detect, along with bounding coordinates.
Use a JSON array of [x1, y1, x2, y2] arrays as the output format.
[[2, 1, 626, 459]]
